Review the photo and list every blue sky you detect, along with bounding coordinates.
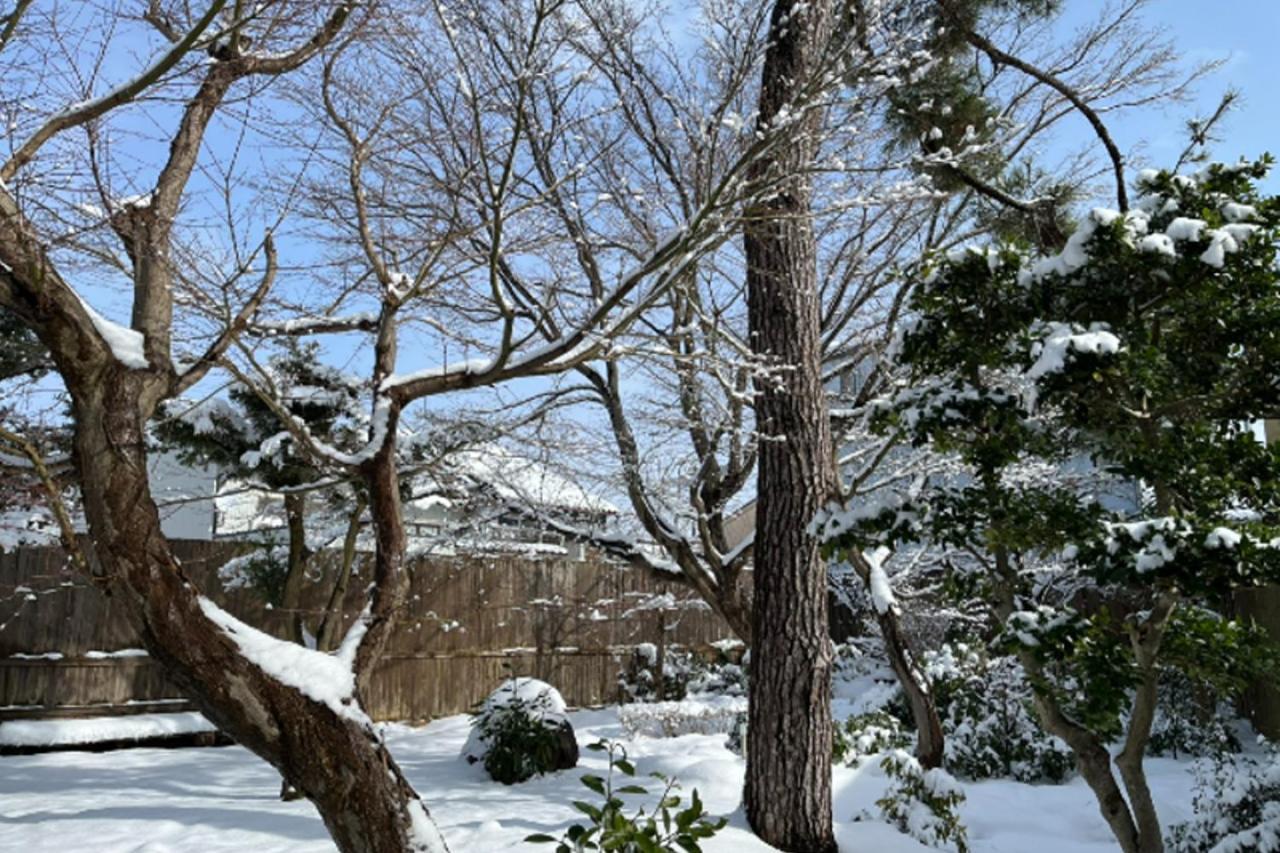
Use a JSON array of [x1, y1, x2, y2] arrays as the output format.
[[1063, 0, 1280, 188], [21, 0, 1280, 411]]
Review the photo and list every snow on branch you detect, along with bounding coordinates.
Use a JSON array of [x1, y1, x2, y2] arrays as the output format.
[[198, 596, 372, 729]]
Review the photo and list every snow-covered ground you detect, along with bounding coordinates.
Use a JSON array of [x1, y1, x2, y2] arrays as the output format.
[[0, 705, 1199, 852]]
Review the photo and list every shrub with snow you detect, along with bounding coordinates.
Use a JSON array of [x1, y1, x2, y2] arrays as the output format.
[[1167, 738, 1280, 853], [922, 644, 1075, 784], [617, 644, 746, 703], [617, 698, 746, 739], [1148, 670, 1241, 760], [834, 710, 913, 767], [873, 749, 970, 852], [463, 677, 578, 784]]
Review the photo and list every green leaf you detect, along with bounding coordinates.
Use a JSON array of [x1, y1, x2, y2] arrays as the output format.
[[573, 801, 602, 820]]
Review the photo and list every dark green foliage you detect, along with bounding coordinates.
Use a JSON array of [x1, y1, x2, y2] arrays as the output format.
[[1147, 670, 1240, 760], [526, 739, 727, 853], [920, 645, 1075, 783], [0, 307, 49, 381], [819, 157, 1280, 761], [472, 685, 577, 785], [155, 340, 363, 492]]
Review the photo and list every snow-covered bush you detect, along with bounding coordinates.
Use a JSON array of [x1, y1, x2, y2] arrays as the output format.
[[1167, 738, 1280, 853], [527, 739, 726, 852], [463, 677, 578, 784], [923, 644, 1074, 783], [874, 749, 970, 852], [834, 710, 912, 767], [617, 644, 746, 703]]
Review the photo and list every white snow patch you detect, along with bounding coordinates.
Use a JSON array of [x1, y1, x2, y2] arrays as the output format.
[[1205, 527, 1242, 549], [865, 546, 897, 614], [1026, 322, 1121, 381], [0, 712, 213, 747], [76, 299, 149, 369], [198, 597, 371, 727]]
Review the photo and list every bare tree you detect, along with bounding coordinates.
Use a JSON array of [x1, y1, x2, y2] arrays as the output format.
[[0, 4, 458, 850]]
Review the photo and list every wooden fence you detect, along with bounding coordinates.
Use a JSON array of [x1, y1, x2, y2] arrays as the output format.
[[0, 541, 739, 722]]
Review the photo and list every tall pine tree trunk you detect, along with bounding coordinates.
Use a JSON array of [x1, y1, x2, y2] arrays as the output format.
[[743, 2, 837, 849]]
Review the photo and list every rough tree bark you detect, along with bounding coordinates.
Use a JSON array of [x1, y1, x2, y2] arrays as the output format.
[[66, 368, 445, 853], [281, 491, 312, 645], [742, 1, 838, 850]]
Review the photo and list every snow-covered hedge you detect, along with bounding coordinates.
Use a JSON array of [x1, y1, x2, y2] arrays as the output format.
[[617, 644, 746, 703], [834, 710, 912, 767], [462, 678, 578, 784], [617, 696, 746, 739], [1168, 738, 1280, 853]]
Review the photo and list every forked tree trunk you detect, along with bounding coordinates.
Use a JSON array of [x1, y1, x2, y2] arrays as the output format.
[[742, 1, 838, 849], [69, 368, 447, 853], [845, 552, 945, 768]]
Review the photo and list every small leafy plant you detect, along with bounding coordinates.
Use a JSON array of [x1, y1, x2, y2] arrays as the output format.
[[875, 749, 970, 853], [526, 739, 727, 852]]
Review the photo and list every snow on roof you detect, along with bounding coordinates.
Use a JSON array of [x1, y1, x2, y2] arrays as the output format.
[[213, 444, 615, 540], [450, 443, 618, 516], [213, 480, 286, 537]]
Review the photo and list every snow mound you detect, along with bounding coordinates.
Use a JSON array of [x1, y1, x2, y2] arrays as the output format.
[[0, 712, 214, 748]]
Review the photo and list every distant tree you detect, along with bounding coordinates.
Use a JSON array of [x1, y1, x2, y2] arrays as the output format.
[[157, 341, 366, 646]]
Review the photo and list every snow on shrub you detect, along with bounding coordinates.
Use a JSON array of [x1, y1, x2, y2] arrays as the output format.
[[833, 710, 912, 767], [873, 749, 970, 853], [1168, 738, 1280, 853], [463, 677, 578, 784], [922, 644, 1074, 783], [617, 644, 746, 703], [1148, 670, 1241, 760]]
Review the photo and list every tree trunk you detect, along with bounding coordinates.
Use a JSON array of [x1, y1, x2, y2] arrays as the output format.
[[317, 497, 366, 652], [281, 491, 310, 645], [69, 369, 447, 853], [993, 548, 1142, 853], [876, 608, 944, 769], [742, 2, 838, 849], [844, 551, 945, 768]]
